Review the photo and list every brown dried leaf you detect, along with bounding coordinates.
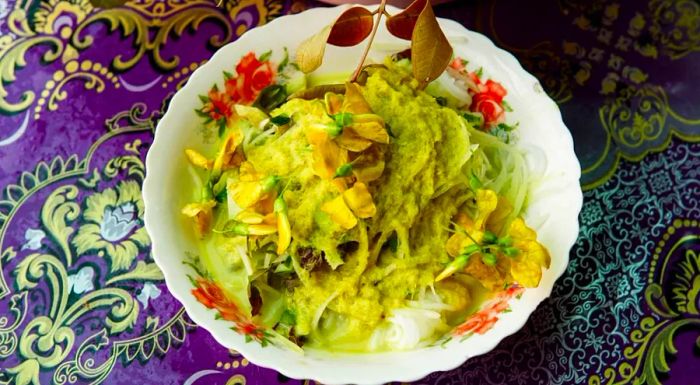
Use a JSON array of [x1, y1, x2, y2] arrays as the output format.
[[296, 7, 374, 73], [385, 0, 427, 40], [328, 7, 374, 47], [411, 1, 453, 88]]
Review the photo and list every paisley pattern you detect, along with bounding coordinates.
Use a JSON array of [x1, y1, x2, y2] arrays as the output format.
[[0, 0, 698, 384]]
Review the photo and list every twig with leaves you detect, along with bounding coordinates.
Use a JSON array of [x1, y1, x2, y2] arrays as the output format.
[[296, 0, 453, 89]]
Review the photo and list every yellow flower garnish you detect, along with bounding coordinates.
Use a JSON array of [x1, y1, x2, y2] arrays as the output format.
[[351, 146, 385, 183], [306, 128, 349, 180], [235, 209, 266, 224], [343, 82, 372, 114], [438, 188, 550, 289], [325, 92, 343, 115], [342, 182, 376, 218], [181, 200, 217, 237], [274, 195, 291, 254], [506, 218, 551, 288], [212, 131, 244, 178], [228, 163, 279, 209], [185, 149, 212, 170], [321, 195, 358, 229]]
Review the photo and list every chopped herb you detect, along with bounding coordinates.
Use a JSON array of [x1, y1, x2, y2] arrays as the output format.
[[481, 252, 497, 266], [503, 308, 512, 313], [259, 50, 272, 62], [198, 94, 209, 103], [482, 230, 498, 244], [501, 99, 513, 112], [245, 334, 253, 343], [333, 112, 353, 127], [386, 232, 399, 253], [461, 112, 484, 127], [223, 70, 234, 80], [435, 96, 448, 106], [496, 122, 519, 132], [475, 67, 484, 78], [214, 188, 227, 203], [334, 163, 353, 178], [270, 114, 291, 126], [386, 123, 396, 138], [254, 84, 288, 112], [503, 246, 520, 258], [195, 109, 209, 118], [497, 236, 513, 247], [279, 309, 296, 326], [469, 172, 483, 191], [461, 58, 469, 67]]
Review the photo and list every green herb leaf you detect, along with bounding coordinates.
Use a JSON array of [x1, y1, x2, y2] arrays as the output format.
[[386, 233, 399, 253], [254, 84, 288, 112], [270, 114, 291, 126], [503, 246, 520, 258], [475, 67, 483, 78], [215, 188, 227, 203], [435, 96, 447, 106], [496, 122, 519, 132], [482, 231, 497, 244], [469, 172, 483, 191], [198, 95, 209, 103], [223, 70, 234, 80], [279, 309, 296, 326]]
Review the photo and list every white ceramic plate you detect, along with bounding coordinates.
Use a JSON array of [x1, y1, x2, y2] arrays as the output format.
[[144, 5, 582, 385]]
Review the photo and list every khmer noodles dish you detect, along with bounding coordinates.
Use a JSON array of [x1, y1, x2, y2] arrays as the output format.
[[181, 55, 550, 352]]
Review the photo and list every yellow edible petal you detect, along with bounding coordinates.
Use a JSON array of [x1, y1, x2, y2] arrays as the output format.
[[474, 189, 498, 230], [342, 182, 376, 218], [235, 209, 265, 224], [325, 92, 343, 115], [185, 149, 212, 170], [277, 212, 291, 254], [486, 195, 513, 235], [181, 200, 216, 237], [306, 129, 348, 180], [239, 161, 262, 182], [342, 82, 372, 114], [230, 180, 264, 209], [247, 223, 278, 235], [321, 195, 358, 229], [351, 114, 390, 144], [507, 218, 551, 287], [336, 129, 373, 152], [212, 131, 244, 177], [464, 255, 506, 292], [351, 146, 385, 183]]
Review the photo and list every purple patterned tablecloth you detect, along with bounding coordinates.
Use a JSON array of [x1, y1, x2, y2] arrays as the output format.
[[0, 1, 698, 384]]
